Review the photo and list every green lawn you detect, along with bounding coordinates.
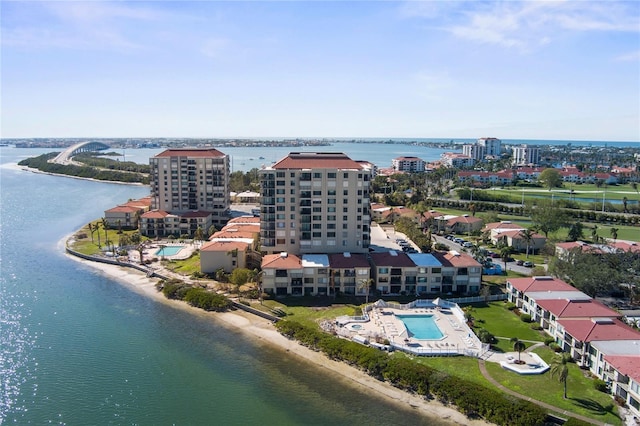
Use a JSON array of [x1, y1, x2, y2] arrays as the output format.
[[485, 347, 621, 425], [262, 299, 359, 328], [69, 220, 149, 255], [464, 302, 546, 347], [165, 252, 202, 275], [410, 353, 488, 386]]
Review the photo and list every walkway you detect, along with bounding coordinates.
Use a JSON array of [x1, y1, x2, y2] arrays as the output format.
[[478, 359, 607, 425]]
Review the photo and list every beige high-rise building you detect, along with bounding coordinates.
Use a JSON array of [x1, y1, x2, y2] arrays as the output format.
[[259, 152, 371, 255], [149, 148, 230, 229]]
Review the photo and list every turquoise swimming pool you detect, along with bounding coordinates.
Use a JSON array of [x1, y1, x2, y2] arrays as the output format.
[[155, 246, 183, 256], [396, 314, 444, 340]]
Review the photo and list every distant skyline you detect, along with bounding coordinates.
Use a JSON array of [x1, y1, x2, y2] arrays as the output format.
[[2, 1, 639, 142]]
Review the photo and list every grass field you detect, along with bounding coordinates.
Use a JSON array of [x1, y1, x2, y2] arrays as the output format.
[[464, 302, 546, 348], [485, 348, 622, 425]]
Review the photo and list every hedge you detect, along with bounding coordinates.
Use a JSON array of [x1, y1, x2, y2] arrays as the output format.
[[275, 320, 547, 425]]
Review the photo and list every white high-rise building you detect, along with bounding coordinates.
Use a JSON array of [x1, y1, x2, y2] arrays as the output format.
[[477, 137, 502, 157], [148, 148, 230, 229], [462, 144, 485, 162], [259, 152, 371, 255], [512, 145, 540, 166]]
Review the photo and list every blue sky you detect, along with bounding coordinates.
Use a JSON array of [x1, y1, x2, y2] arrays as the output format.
[[2, 1, 639, 141]]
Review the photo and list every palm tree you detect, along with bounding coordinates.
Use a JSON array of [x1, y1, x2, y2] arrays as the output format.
[[194, 226, 204, 243], [358, 278, 374, 305], [610, 227, 619, 242], [591, 225, 599, 243], [101, 217, 109, 247], [500, 245, 513, 271], [550, 356, 569, 399], [88, 222, 94, 243], [519, 228, 535, 258], [623, 196, 628, 213], [632, 182, 638, 194], [116, 219, 123, 234], [511, 338, 526, 363], [137, 244, 145, 265]]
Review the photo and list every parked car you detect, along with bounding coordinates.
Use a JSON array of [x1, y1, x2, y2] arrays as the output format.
[[516, 260, 524, 266], [462, 242, 473, 248], [523, 261, 534, 267], [490, 253, 500, 258]]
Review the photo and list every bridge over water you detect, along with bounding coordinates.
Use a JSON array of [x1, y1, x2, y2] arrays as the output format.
[[51, 141, 110, 165]]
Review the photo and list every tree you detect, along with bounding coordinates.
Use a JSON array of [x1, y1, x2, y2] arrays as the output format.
[[193, 226, 204, 242], [229, 268, 251, 288], [511, 338, 526, 363], [591, 225, 599, 243], [610, 227, 618, 242], [519, 228, 535, 258], [632, 182, 638, 193], [538, 168, 563, 190], [567, 222, 584, 242], [116, 219, 123, 234], [500, 245, 513, 271], [101, 217, 109, 247], [623, 196, 628, 213], [88, 222, 95, 243], [550, 356, 569, 399], [530, 200, 567, 238], [358, 278, 374, 305], [137, 244, 145, 264]]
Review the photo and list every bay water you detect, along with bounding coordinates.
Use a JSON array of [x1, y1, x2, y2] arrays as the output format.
[[0, 148, 441, 425]]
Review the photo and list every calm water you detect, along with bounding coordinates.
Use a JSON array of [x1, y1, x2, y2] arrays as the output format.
[[0, 148, 441, 425]]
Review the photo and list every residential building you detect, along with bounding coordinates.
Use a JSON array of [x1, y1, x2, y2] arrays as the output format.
[[462, 144, 485, 162], [432, 250, 482, 294], [260, 252, 304, 296], [140, 210, 212, 239], [512, 145, 540, 166], [259, 152, 371, 255], [491, 229, 546, 254], [477, 137, 502, 157], [369, 250, 481, 296], [392, 156, 425, 173], [103, 196, 151, 229], [200, 240, 251, 274], [445, 215, 483, 234], [329, 252, 371, 296], [441, 152, 474, 168], [599, 352, 640, 417], [148, 148, 230, 234]]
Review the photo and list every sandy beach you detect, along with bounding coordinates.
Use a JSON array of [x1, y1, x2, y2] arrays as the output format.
[[65, 250, 490, 426]]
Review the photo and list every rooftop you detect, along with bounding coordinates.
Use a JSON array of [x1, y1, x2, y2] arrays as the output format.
[[154, 148, 226, 158], [271, 152, 363, 170]]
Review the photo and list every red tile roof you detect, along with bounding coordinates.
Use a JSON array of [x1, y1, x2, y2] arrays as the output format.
[[483, 221, 525, 231], [536, 299, 620, 319], [508, 276, 577, 293], [227, 216, 260, 224], [446, 215, 482, 225], [495, 229, 544, 239], [559, 318, 640, 342], [105, 205, 143, 213], [328, 253, 370, 269], [141, 210, 170, 218], [433, 251, 482, 268], [211, 229, 257, 239], [369, 251, 415, 267], [154, 148, 226, 158], [604, 355, 640, 382], [261, 253, 303, 269], [272, 152, 362, 170], [201, 240, 250, 252]]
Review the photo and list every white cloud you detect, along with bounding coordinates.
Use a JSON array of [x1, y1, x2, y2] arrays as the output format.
[[615, 50, 640, 62], [412, 70, 455, 100], [405, 1, 640, 51]]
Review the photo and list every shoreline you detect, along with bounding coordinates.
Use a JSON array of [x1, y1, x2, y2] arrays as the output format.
[[5, 162, 147, 186], [62, 240, 488, 425]]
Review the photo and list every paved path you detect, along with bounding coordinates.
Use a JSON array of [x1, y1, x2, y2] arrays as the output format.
[[477, 359, 608, 426]]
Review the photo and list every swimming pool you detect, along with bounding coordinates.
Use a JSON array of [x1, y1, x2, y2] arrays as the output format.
[[155, 246, 183, 256], [396, 314, 444, 340]]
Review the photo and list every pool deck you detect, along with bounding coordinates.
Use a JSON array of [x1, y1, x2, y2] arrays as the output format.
[[336, 303, 486, 357]]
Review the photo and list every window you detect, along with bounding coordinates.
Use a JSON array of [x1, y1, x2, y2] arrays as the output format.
[[313, 232, 321, 238], [313, 172, 322, 179], [343, 190, 348, 195], [276, 189, 285, 194], [379, 268, 389, 274], [328, 173, 336, 179], [343, 173, 349, 178], [328, 207, 336, 212], [313, 190, 322, 196], [276, 172, 285, 178], [327, 215, 336, 221]]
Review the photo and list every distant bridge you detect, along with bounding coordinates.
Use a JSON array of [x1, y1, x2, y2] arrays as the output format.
[[51, 141, 110, 165]]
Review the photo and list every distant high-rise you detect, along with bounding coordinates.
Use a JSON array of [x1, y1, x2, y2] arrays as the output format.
[[512, 145, 540, 166], [462, 144, 485, 162], [148, 148, 230, 230], [392, 156, 426, 172], [477, 137, 502, 157], [259, 152, 371, 255]]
